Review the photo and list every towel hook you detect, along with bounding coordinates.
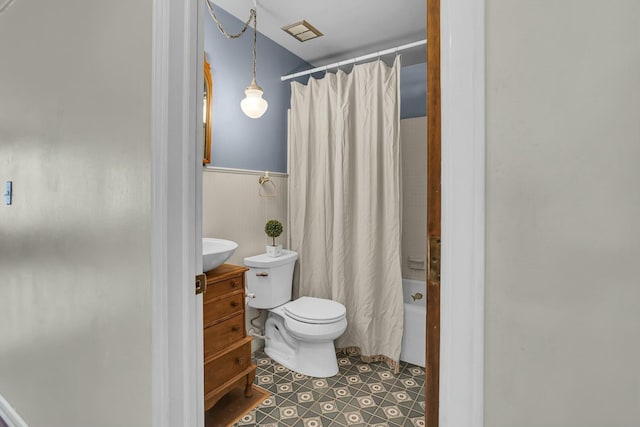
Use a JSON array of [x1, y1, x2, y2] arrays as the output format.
[[258, 171, 277, 198], [258, 170, 270, 185]]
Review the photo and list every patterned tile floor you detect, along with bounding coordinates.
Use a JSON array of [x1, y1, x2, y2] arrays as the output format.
[[234, 350, 425, 427]]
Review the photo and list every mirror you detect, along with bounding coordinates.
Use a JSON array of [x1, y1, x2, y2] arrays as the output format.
[[203, 57, 213, 164]]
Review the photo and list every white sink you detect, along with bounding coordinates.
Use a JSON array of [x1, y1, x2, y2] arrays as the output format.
[[202, 238, 238, 272]]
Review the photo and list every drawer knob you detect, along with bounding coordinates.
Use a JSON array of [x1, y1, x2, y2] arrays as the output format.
[[235, 357, 246, 365], [231, 325, 240, 332], [230, 281, 239, 288], [230, 301, 239, 308]]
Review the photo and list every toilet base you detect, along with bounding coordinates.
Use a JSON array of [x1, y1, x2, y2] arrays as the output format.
[[264, 313, 340, 378]]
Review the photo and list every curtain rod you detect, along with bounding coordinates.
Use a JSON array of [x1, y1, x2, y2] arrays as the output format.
[[280, 39, 426, 82]]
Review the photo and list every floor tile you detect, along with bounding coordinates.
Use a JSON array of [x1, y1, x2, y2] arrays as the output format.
[[248, 350, 424, 427], [236, 410, 256, 425], [298, 414, 326, 427]]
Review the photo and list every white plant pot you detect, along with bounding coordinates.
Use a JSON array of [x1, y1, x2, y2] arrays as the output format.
[[266, 244, 282, 257]]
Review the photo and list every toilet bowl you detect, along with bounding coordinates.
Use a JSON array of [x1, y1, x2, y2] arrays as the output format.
[[244, 251, 347, 378], [264, 297, 347, 377]]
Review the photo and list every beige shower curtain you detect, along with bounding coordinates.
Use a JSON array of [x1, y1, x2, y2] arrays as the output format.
[[288, 57, 404, 371]]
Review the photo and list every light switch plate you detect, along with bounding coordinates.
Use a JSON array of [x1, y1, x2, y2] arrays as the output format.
[[5, 181, 12, 205]]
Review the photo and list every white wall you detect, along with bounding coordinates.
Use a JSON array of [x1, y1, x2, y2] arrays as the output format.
[[0, 1, 152, 426], [486, 1, 640, 426], [400, 117, 427, 282]]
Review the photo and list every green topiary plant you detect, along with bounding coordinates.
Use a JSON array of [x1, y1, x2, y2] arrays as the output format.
[[264, 219, 283, 246]]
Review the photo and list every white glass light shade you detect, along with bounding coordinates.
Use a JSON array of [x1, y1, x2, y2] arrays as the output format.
[[240, 80, 268, 119]]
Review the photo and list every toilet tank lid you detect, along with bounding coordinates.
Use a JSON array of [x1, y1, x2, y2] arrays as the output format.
[[244, 250, 298, 268]]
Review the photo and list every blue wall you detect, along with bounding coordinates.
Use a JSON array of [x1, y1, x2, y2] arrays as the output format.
[[206, 7, 426, 173], [400, 62, 427, 119], [205, 6, 310, 173]]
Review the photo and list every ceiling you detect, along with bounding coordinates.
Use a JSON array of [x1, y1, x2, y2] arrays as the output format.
[[212, 0, 427, 68]]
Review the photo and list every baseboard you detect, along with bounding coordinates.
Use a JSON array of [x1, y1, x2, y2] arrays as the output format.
[[0, 394, 28, 427]]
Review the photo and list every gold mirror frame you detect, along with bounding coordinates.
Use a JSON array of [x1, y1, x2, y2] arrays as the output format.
[[203, 57, 213, 164]]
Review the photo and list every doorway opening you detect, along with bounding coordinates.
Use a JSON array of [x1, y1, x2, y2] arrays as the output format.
[[150, 0, 485, 426], [199, 1, 436, 426]]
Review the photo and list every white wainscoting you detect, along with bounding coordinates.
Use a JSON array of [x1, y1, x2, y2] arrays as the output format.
[[203, 168, 289, 351]]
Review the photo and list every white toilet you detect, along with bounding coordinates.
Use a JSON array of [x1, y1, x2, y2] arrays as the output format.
[[244, 250, 347, 378]]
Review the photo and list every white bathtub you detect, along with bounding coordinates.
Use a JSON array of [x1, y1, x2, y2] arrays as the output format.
[[399, 278, 426, 367]]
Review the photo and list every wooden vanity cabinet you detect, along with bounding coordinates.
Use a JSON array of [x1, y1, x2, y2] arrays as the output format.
[[203, 264, 256, 412]]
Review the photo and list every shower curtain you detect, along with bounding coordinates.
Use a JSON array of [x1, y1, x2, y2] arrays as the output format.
[[288, 57, 404, 372]]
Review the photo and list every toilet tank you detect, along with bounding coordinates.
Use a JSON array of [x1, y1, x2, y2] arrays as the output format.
[[244, 250, 298, 309]]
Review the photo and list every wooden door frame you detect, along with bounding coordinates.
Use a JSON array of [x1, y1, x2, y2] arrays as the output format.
[[426, 0, 486, 426], [425, 1, 441, 426]]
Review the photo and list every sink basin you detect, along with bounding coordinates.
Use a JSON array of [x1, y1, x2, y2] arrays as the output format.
[[202, 238, 238, 272]]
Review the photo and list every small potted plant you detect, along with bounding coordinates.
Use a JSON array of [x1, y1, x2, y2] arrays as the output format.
[[264, 219, 283, 257]]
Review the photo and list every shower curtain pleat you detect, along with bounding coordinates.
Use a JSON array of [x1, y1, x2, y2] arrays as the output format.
[[288, 57, 404, 372]]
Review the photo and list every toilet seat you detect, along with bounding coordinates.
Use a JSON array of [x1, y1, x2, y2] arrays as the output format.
[[269, 300, 348, 342], [283, 296, 346, 324]]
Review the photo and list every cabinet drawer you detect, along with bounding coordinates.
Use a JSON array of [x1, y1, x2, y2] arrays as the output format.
[[203, 292, 243, 326], [205, 276, 243, 301], [204, 313, 244, 360], [204, 338, 252, 394]]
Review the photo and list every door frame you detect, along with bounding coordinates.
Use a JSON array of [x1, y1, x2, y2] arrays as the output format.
[[151, 0, 204, 427], [425, 0, 441, 425], [435, 0, 486, 426]]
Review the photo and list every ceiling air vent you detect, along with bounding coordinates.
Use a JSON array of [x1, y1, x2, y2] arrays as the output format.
[[282, 20, 323, 42]]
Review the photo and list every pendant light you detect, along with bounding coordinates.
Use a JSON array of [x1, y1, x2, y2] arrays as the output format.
[[205, 0, 268, 119], [240, 6, 268, 118]]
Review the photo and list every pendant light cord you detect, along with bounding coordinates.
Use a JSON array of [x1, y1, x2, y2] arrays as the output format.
[[204, 0, 255, 40], [204, 0, 258, 82], [252, 9, 257, 81]]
